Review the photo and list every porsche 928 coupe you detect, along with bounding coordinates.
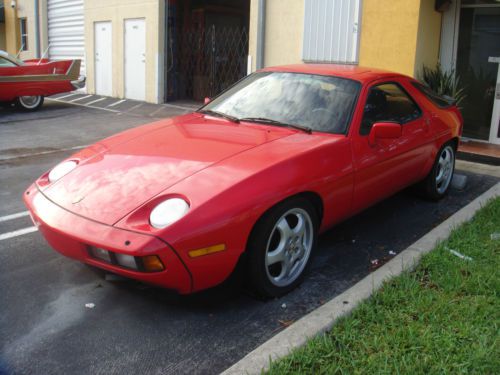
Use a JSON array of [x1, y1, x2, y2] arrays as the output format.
[[24, 64, 462, 297]]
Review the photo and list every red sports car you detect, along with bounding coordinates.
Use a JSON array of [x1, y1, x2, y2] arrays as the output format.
[[0, 50, 85, 111], [24, 65, 462, 297]]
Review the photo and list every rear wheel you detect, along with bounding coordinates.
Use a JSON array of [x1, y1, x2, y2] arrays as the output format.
[[16, 96, 44, 111], [419, 142, 456, 200], [247, 197, 318, 298]]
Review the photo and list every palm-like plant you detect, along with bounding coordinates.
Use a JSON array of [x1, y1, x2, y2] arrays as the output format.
[[420, 64, 467, 107]]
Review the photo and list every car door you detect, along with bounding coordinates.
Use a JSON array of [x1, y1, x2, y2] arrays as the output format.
[[351, 80, 432, 212], [0, 56, 21, 101]]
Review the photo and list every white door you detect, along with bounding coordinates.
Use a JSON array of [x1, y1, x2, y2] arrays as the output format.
[[94, 22, 112, 97], [47, 0, 85, 76], [124, 19, 146, 101]]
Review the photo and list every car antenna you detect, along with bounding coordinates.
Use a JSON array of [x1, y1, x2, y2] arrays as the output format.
[[15, 44, 24, 59], [38, 44, 50, 65]]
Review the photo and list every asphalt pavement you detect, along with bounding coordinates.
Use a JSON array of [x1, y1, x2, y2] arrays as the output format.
[[0, 100, 498, 375]]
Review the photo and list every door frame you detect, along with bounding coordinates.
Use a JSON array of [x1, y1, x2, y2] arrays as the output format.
[[93, 21, 113, 97], [488, 57, 500, 145], [439, 0, 500, 144], [123, 17, 146, 101]]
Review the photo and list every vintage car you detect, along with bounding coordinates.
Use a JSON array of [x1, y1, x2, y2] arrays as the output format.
[[0, 50, 85, 110], [24, 65, 462, 297]]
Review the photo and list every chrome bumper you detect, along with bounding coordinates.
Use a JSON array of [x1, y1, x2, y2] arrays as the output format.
[[71, 75, 86, 89]]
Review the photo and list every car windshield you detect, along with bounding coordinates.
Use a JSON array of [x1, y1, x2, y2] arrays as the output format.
[[202, 72, 360, 134], [0, 50, 24, 66]]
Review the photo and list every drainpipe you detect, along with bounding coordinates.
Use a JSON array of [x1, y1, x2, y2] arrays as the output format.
[[34, 0, 40, 57], [256, 0, 266, 70]]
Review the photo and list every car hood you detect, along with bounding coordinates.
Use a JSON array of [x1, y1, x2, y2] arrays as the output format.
[[43, 116, 289, 225]]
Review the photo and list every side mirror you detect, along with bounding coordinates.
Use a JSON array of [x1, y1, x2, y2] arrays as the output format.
[[204, 97, 211, 105], [368, 122, 402, 145]]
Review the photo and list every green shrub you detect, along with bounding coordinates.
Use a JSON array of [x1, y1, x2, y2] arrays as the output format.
[[420, 64, 467, 107]]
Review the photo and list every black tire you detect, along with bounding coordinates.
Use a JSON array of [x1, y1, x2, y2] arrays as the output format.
[[16, 95, 44, 111], [246, 197, 319, 298], [418, 141, 456, 200]]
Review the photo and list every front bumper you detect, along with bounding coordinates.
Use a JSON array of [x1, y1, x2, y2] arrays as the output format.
[[24, 185, 192, 294], [71, 75, 86, 89]]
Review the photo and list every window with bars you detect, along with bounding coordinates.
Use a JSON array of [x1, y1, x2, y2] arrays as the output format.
[[20, 18, 28, 51]]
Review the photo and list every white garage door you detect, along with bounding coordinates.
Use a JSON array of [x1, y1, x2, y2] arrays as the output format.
[[47, 0, 85, 76]]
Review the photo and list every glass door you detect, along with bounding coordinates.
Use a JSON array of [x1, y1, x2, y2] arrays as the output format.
[[456, 2, 500, 140]]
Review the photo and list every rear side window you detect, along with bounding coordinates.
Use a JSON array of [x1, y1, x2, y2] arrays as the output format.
[[412, 82, 454, 108], [360, 83, 422, 135]]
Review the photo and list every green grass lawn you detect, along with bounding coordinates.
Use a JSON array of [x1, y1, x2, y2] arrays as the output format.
[[268, 197, 500, 375]]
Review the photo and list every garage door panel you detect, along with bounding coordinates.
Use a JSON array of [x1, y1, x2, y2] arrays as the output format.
[[47, 0, 85, 77]]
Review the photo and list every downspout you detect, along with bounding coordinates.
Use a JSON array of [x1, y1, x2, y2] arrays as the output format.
[[34, 0, 40, 58], [256, 0, 266, 70]]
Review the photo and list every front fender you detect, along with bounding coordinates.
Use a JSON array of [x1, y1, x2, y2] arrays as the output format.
[[116, 134, 354, 292]]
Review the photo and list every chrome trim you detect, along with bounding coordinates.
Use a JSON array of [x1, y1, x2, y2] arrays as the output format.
[[71, 75, 86, 89]]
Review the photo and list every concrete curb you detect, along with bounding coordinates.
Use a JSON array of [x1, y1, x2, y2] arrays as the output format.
[[221, 182, 500, 375]]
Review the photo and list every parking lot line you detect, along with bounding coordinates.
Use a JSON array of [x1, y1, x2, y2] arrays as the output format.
[[163, 103, 198, 111], [149, 106, 168, 117], [127, 103, 143, 111], [70, 95, 93, 102], [85, 97, 107, 106], [0, 226, 37, 241], [0, 144, 89, 162], [0, 211, 29, 223], [107, 99, 127, 107], [55, 93, 79, 100]]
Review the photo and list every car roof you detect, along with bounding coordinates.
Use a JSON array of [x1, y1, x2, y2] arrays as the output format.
[[261, 64, 410, 84]]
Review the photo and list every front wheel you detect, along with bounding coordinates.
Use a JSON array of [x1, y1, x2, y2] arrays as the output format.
[[247, 197, 318, 298], [16, 95, 44, 111], [419, 142, 456, 200]]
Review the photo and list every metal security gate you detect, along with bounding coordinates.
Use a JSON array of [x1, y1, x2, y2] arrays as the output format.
[[168, 26, 248, 101], [47, 0, 85, 76]]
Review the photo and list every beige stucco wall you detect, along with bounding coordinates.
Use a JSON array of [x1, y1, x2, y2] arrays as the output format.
[[2, 0, 46, 58], [0, 23, 6, 51], [414, 0, 442, 77], [249, 0, 304, 71], [3, 3, 20, 55], [248, 0, 258, 70], [84, 0, 163, 103], [249, 0, 442, 78], [358, 0, 421, 76], [38, 0, 49, 56], [16, 0, 37, 59]]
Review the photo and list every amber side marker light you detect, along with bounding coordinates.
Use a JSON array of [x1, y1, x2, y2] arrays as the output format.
[[188, 244, 226, 258], [142, 255, 165, 272]]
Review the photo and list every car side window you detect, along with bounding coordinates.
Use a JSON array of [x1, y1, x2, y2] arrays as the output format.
[[360, 83, 421, 135], [0, 57, 17, 67]]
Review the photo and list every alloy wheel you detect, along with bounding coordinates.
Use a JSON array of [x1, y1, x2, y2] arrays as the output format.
[[436, 145, 454, 194], [264, 208, 314, 287]]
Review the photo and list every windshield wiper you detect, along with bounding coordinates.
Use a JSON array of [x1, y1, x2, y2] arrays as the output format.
[[239, 117, 312, 134], [198, 109, 240, 123]]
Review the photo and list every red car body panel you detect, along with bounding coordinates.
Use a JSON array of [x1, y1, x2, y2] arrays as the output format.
[[0, 56, 83, 101], [24, 65, 462, 294]]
